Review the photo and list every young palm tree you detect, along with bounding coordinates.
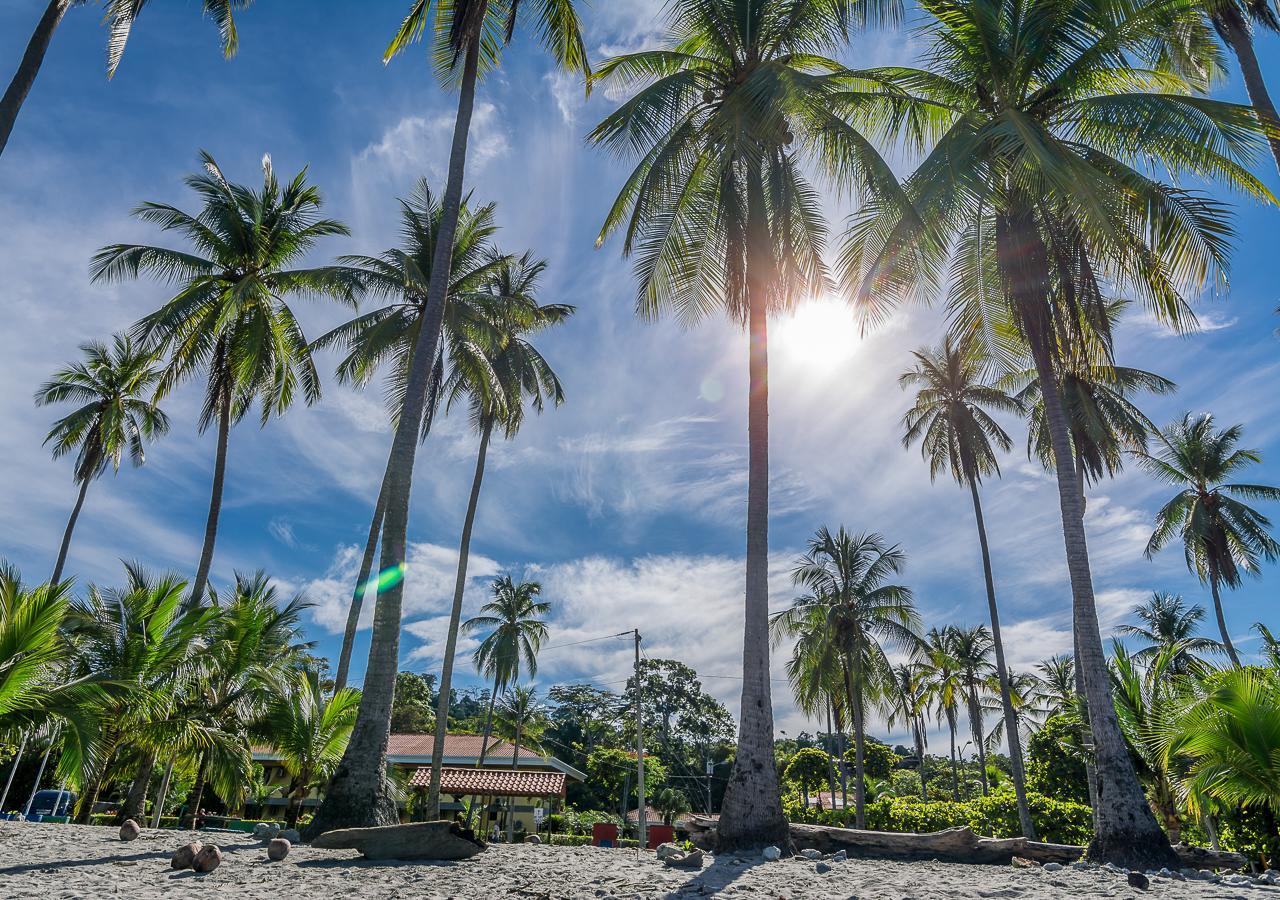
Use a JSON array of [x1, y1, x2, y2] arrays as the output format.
[[1137, 413, 1280, 668], [261, 669, 360, 828], [1257, 623, 1280, 669], [421, 258, 571, 819], [459, 576, 550, 824], [34, 335, 169, 587], [492, 685, 547, 842], [91, 152, 354, 606], [0, 1, 245, 159], [884, 662, 930, 799], [918, 626, 965, 800], [899, 335, 1035, 836], [1034, 654, 1078, 718], [305, 1, 588, 835], [312, 180, 509, 693], [841, 0, 1272, 865], [1117, 592, 1223, 672], [946, 626, 997, 797], [590, 0, 906, 847], [772, 527, 920, 828]]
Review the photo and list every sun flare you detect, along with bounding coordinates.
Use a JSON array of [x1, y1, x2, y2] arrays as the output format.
[[774, 297, 861, 369]]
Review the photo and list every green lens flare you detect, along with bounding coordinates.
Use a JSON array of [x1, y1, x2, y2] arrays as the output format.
[[364, 563, 406, 594]]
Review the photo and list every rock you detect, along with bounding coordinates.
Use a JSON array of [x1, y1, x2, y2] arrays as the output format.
[[1071, 861, 1093, 871], [118, 820, 140, 841], [524, 834, 541, 845], [656, 843, 682, 861], [1042, 863, 1063, 872], [192, 844, 222, 874], [798, 849, 821, 860], [830, 850, 846, 862], [310, 821, 487, 861], [815, 862, 831, 874], [171, 841, 203, 870], [267, 838, 291, 861], [1011, 856, 1037, 868], [280, 829, 301, 844], [1127, 871, 1149, 890], [265, 824, 282, 840], [662, 849, 704, 870], [762, 846, 782, 862], [253, 823, 271, 840]]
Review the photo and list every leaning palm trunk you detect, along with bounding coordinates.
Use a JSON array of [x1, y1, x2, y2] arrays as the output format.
[[1218, 8, 1280, 176], [425, 420, 493, 819], [121, 752, 156, 822], [966, 688, 989, 795], [997, 207, 1177, 869], [151, 758, 175, 828], [334, 455, 392, 692], [189, 386, 232, 604], [0, 0, 70, 158], [717, 165, 787, 850], [50, 475, 90, 586], [0, 732, 27, 811], [966, 470, 1036, 836], [505, 719, 523, 843], [1208, 576, 1242, 667], [946, 708, 960, 800], [1072, 628, 1100, 812], [465, 684, 499, 828], [307, 30, 483, 837]]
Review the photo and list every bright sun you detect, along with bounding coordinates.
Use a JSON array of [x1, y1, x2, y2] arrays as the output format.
[[774, 297, 861, 368]]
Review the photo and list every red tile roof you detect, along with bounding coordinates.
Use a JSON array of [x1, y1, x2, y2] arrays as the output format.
[[408, 766, 567, 798], [386, 733, 524, 759]]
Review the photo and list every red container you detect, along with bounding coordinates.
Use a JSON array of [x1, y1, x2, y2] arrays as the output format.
[[647, 824, 675, 849], [591, 822, 619, 847]]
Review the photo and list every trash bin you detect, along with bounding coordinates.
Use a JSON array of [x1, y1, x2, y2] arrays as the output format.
[[591, 822, 619, 847], [647, 824, 675, 848]]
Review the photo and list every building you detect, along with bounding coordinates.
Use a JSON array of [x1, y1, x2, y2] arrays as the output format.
[[253, 733, 586, 836]]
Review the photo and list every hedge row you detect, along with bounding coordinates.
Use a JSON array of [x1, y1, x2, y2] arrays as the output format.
[[546, 834, 640, 848]]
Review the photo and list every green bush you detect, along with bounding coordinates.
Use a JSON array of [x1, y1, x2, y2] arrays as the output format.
[[89, 814, 116, 826], [1026, 715, 1089, 805], [548, 834, 592, 846]]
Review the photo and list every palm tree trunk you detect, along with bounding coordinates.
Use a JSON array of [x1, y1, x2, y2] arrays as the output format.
[[915, 717, 928, 800], [122, 752, 155, 823], [466, 683, 500, 829], [946, 709, 960, 800], [0, 0, 71, 158], [1, 732, 27, 812], [307, 14, 484, 842], [426, 420, 493, 820], [50, 476, 90, 587], [505, 716, 522, 843], [1208, 575, 1242, 667], [997, 205, 1177, 869], [824, 702, 838, 808], [334, 456, 392, 693], [1073, 627, 1100, 813], [187, 751, 209, 826], [850, 685, 867, 830], [717, 161, 787, 851], [1218, 8, 1280, 176], [966, 474, 1035, 836], [967, 688, 989, 795], [151, 757, 174, 828], [188, 386, 231, 605]]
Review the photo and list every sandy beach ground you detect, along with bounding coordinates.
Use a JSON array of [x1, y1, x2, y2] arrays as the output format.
[[1, 822, 1276, 899]]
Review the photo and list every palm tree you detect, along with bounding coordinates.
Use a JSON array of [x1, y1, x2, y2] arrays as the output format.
[[1034, 655, 1077, 718], [91, 152, 354, 606], [493, 685, 547, 842], [918, 626, 965, 800], [261, 669, 360, 828], [0, 1, 244, 159], [1137, 413, 1280, 668], [306, 1, 588, 835], [884, 662, 930, 799], [1198, 0, 1280, 174], [946, 626, 998, 797], [34, 335, 169, 587], [899, 336, 1035, 836], [1117, 592, 1223, 673], [841, 0, 1272, 866], [312, 180, 509, 693], [589, 0, 905, 847], [421, 257, 571, 819], [772, 527, 920, 828], [459, 575, 550, 825], [1256, 623, 1280, 669]]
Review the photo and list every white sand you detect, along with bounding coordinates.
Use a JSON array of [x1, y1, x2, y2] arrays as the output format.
[[0, 822, 1272, 899]]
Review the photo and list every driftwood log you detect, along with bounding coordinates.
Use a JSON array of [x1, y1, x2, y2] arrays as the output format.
[[683, 816, 1246, 870]]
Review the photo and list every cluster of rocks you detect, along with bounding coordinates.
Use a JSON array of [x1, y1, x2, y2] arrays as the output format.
[[758, 845, 848, 874], [656, 842, 705, 869], [1022, 856, 1280, 891], [116, 817, 303, 874]]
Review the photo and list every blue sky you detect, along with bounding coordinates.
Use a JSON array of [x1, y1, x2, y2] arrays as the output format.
[[1, 0, 1278, 746]]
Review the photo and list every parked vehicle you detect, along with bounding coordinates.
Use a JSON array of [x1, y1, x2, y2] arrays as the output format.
[[28, 790, 76, 817]]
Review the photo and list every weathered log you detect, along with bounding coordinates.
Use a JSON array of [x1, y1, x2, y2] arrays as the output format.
[[1171, 844, 1248, 872], [311, 820, 487, 861]]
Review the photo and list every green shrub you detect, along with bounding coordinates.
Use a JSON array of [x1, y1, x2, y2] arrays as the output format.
[[548, 834, 592, 846], [1026, 715, 1089, 805], [88, 814, 116, 826]]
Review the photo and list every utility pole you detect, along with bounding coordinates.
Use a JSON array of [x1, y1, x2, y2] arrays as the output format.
[[634, 629, 646, 850], [705, 756, 714, 814]]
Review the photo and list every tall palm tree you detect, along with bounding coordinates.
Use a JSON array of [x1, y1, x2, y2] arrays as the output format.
[[899, 336, 1035, 836], [589, 0, 906, 847], [946, 626, 997, 797], [91, 152, 354, 606], [917, 626, 965, 800], [1198, 0, 1280, 174], [841, 0, 1272, 866], [1034, 654, 1077, 718], [261, 669, 360, 828], [422, 257, 570, 819], [459, 576, 550, 824], [34, 335, 169, 587], [312, 181, 509, 693], [1137, 413, 1280, 668], [772, 528, 920, 828], [306, 1, 588, 835], [0, 1, 246, 159], [1118, 592, 1223, 672]]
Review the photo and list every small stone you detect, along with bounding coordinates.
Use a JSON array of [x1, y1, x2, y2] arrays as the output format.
[[280, 828, 301, 844], [1127, 871, 1149, 890], [762, 846, 782, 862], [192, 844, 222, 874], [662, 849, 704, 870], [656, 843, 682, 861], [252, 823, 271, 840], [118, 820, 140, 841], [830, 850, 846, 862], [267, 838, 290, 861], [1071, 861, 1093, 871], [815, 862, 831, 874], [1042, 863, 1063, 872], [171, 841, 203, 870], [523, 834, 541, 845], [798, 849, 821, 860]]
